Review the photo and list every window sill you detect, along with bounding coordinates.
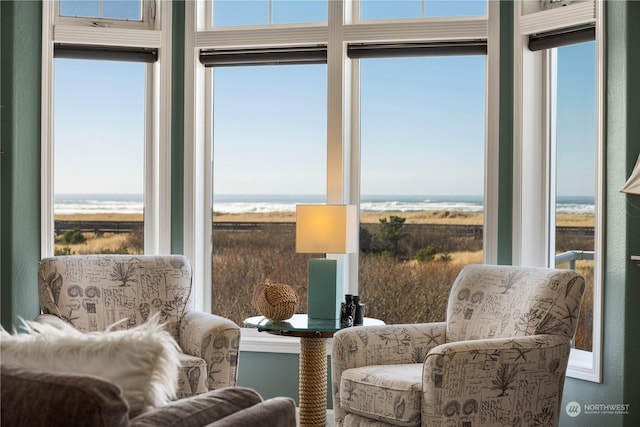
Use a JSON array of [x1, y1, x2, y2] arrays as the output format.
[[566, 348, 600, 383]]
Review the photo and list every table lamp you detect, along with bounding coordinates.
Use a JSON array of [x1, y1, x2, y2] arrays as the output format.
[[296, 204, 356, 320]]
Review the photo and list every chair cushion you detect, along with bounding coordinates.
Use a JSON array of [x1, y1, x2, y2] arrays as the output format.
[[340, 364, 423, 427], [177, 352, 209, 398]]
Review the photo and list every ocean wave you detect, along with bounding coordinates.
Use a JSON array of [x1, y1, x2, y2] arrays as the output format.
[[54, 194, 594, 216], [556, 203, 594, 215], [55, 197, 143, 215], [213, 202, 298, 214], [359, 200, 483, 213]]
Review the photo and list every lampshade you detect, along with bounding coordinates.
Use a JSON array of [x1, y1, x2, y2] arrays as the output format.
[[621, 154, 640, 195], [296, 204, 356, 254]]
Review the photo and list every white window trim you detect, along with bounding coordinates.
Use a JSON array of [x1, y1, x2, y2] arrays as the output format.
[[187, 0, 495, 353], [239, 328, 302, 354], [239, 327, 337, 356], [484, 0, 500, 264], [41, 0, 172, 258], [513, 0, 602, 382], [55, 0, 158, 30], [184, 0, 211, 312]]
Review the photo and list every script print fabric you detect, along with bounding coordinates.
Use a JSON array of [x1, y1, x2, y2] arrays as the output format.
[[332, 264, 585, 427], [445, 264, 584, 343], [340, 363, 423, 425], [332, 323, 447, 426], [38, 255, 193, 338], [37, 255, 240, 397], [422, 335, 572, 427]]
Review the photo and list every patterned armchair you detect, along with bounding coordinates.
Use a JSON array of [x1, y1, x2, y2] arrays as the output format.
[[332, 264, 586, 427], [37, 255, 240, 399]]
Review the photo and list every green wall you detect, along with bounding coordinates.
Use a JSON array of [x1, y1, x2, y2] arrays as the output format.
[[1, 0, 42, 329], [238, 352, 302, 404], [622, 2, 640, 426], [171, 0, 185, 254], [560, 1, 639, 426], [497, 0, 514, 265], [238, 351, 333, 408], [1, 2, 639, 425]]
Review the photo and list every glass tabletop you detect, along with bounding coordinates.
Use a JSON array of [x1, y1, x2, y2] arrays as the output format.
[[244, 314, 384, 337]]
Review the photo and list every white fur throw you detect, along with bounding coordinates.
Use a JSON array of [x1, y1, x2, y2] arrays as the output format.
[[0, 315, 180, 416]]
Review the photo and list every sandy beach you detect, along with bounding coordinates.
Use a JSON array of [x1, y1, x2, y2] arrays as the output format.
[[56, 210, 594, 227]]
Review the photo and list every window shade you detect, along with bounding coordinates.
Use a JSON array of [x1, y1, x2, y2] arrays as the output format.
[[347, 41, 487, 59], [54, 44, 158, 63], [528, 24, 595, 51], [199, 46, 327, 67]]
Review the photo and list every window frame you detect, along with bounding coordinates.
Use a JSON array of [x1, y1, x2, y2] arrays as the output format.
[[186, 0, 498, 351], [40, 0, 173, 257], [514, 0, 603, 382], [55, 0, 157, 30]]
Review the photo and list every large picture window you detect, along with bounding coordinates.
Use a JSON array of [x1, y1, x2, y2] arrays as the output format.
[[359, 55, 486, 324], [188, 0, 493, 338], [552, 41, 597, 352], [516, 0, 602, 381], [53, 59, 146, 256], [42, 0, 169, 257], [210, 64, 327, 325]]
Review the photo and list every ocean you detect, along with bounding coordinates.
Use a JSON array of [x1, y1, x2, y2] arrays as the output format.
[[54, 194, 595, 216]]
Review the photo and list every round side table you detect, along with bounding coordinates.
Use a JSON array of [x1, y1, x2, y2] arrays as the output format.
[[244, 314, 384, 427]]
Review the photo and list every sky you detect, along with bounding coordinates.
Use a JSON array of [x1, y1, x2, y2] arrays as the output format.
[[54, 0, 595, 199]]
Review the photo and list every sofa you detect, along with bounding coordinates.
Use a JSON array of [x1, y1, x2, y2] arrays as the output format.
[[1, 364, 297, 427]]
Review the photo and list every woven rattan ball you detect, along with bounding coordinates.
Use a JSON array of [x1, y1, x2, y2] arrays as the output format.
[[254, 279, 298, 320]]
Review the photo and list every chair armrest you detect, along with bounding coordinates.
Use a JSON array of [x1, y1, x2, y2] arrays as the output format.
[[1, 365, 129, 427], [178, 311, 241, 389], [34, 313, 74, 329], [131, 387, 262, 427], [204, 397, 297, 427], [331, 322, 446, 423], [422, 334, 572, 427]]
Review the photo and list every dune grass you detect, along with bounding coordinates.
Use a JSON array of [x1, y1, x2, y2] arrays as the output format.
[[54, 211, 594, 351]]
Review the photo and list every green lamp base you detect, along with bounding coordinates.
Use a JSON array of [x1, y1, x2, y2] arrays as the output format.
[[307, 258, 342, 320]]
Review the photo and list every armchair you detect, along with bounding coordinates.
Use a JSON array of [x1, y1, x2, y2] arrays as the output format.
[[332, 264, 585, 427], [37, 255, 240, 398]]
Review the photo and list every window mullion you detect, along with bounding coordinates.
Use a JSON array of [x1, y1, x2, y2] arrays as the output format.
[[144, 64, 158, 254], [327, 0, 355, 296], [483, 0, 500, 264], [326, 0, 347, 204], [41, 0, 56, 259], [157, 0, 173, 254], [547, 49, 558, 268]]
